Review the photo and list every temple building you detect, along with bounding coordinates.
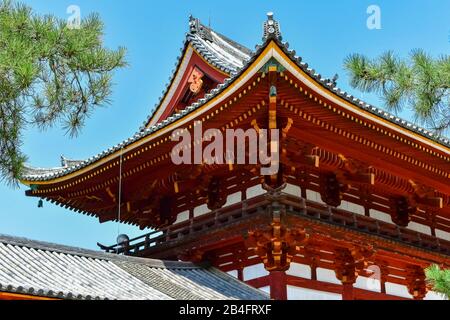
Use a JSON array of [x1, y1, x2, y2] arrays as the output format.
[[20, 13, 449, 300]]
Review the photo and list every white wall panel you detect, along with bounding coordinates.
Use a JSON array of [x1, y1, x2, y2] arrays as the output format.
[[316, 268, 340, 285], [424, 291, 446, 300], [194, 204, 209, 217], [225, 192, 242, 206], [287, 286, 342, 300], [354, 276, 381, 292], [286, 263, 311, 279], [338, 200, 365, 215], [246, 185, 265, 199], [369, 209, 392, 223], [284, 183, 301, 197], [385, 282, 411, 299], [407, 222, 431, 235], [174, 210, 189, 224], [306, 190, 326, 205], [436, 229, 450, 241]]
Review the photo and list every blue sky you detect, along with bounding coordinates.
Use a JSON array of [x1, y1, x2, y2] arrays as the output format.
[[1, 0, 449, 250]]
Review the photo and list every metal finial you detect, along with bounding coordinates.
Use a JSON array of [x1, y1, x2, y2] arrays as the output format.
[[263, 12, 282, 41], [117, 234, 129, 245]]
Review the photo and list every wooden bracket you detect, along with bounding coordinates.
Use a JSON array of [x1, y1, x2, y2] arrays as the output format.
[[245, 201, 309, 271], [337, 155, 375, 186], [409, 180, 443, 209], [281, 140, 319, 169], [334, 245, 374, 285], [319, 172, 344, 207], [207, 176, 227, 210], [389, 196, 414, 227], [405, 266, 428, 300]]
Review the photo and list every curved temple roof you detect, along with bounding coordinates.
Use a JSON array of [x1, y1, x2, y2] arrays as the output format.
[[21, 13, 450, 183], [142, 15, 252, 128]]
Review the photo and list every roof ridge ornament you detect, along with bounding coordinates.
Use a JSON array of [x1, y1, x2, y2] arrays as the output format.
[[263, 12, 282, 41], [188, 15, 213, 41], [189, 14, 200, 33]]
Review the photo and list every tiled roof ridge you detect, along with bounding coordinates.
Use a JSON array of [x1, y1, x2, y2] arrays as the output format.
[[0, 233, 203, 269], [139, 15, 252, 130], [0, 283, 106, 300], [0, 233, 269, 300]]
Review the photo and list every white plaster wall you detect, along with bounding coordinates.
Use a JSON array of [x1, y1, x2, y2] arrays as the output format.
[[424, 291, 446, 300], [369, 209, 393, 223], [246, 184, 266, 199], [385, 282, 412, 299], [338, 200, 365, 215], [436, 229, 450, 241], [174, 210, 190, 224], [306, 190, 326, 205], [287, 286, 342, 300], [407, 221, 431, 235], [194, 204, 209, 217], [243, 263, 269, 281], [286, 263, 311, 279], [225, 191, 242, 206], [354, 276, 381, 292], [316, 268, 341, 285], [284, 183, 301, 197]]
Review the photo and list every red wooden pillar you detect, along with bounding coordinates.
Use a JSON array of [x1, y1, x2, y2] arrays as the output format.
[[269, 271, 287, 300], [342, 283, 354, 300], [310, 264, 317, 281], [237, 268, 244, 281]]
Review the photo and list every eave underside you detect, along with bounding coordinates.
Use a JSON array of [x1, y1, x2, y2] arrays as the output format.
[[23, 68, 450, 230], [102, 192, 450, 290]]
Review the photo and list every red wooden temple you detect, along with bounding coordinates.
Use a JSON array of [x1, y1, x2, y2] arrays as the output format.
[[21, 13, 450, 300]]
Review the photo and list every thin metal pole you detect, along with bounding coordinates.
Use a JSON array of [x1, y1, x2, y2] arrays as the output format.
[[117, 148, 123, 237]]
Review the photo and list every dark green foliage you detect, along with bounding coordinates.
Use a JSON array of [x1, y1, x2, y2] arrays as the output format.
[[344, 50, 449, 134], [425, 264, 450, 299], [0, 0, 127, 186]]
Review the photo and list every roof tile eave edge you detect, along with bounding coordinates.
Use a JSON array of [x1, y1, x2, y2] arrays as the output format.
[[141, 26, 253, 131], [140, 37, 191, 131], [21, 38, 449, 183], [0, 233, 206, 270], [20, 38, 264, 183], [0, 284, 107, 300], [273, 39, 450, 149]]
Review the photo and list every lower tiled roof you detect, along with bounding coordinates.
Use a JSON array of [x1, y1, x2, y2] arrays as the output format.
[[0, 234, 268, 300]]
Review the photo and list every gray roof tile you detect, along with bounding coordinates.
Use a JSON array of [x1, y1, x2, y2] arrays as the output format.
[[0, 234, 268, 300]]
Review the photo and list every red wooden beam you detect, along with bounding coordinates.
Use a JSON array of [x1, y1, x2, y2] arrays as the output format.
[[270, 271, 288, 300], [245, 275, 270, 288]]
